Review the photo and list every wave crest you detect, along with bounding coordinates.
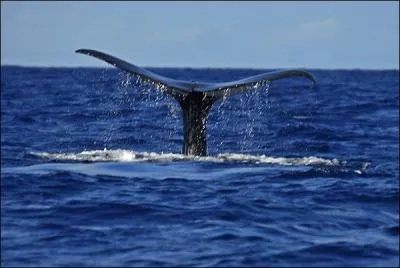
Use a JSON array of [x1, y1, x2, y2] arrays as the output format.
[[30, 149, 344, 167]]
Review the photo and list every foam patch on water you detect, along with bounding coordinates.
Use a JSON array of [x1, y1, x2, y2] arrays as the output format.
[[30, 149, 344, 167]]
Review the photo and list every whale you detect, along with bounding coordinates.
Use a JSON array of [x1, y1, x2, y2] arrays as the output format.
[[75, 49, 316, 156]]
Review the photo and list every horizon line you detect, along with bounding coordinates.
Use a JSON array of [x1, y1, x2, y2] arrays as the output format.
[[1, 64, 399, 72]]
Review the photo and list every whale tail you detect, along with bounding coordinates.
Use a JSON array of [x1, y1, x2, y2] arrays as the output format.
[[75, 49, 316, 156]]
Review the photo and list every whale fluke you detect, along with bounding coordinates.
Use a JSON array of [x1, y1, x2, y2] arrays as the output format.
[[198, 69, 316, 99], [76, 49, 208, 97], [76, 48, 316, 156]]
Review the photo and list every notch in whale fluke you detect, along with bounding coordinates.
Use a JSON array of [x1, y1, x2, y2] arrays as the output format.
[[75, 48, 317, 156]]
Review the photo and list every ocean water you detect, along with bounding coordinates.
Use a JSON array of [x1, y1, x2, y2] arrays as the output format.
[[1, 66, 399, 267]]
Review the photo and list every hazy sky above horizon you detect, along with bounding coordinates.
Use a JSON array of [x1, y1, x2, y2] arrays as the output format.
[[1, 1, 399, 69]]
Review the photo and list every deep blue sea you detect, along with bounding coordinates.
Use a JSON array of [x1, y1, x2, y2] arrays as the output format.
[[1, 66, 399, 267]]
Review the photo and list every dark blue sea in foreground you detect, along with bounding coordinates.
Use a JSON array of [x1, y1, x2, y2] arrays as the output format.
[[1, 66, 399, 267]]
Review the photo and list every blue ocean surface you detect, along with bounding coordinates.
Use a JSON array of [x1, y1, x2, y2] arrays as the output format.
[[1, 66, 399, 267]]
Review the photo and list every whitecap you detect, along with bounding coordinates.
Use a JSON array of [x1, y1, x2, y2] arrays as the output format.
[[30, 149, 343, 167]]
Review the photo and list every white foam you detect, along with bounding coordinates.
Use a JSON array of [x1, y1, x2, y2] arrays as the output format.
[[30, 149, 343, 167]]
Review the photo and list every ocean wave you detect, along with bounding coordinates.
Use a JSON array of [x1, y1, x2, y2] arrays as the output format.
[[29, 149, 345, 167]]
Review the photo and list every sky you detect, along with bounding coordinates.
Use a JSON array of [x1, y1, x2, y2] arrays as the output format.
[[1, 1, 399, 69]]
